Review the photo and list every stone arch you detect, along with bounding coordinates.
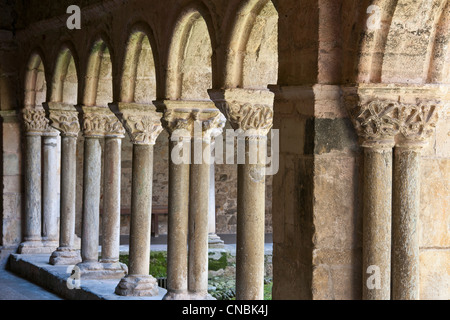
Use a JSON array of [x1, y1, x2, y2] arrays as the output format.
[[223, 0, 278, 89], [165, 4, 217, 100], [121, 23, 160, 103], [50, 43, 79, 105], [24, 50, 48, 109], [427, 0, 450, 84], [357, 0, 449, 84], [83, 36, 115, 107]]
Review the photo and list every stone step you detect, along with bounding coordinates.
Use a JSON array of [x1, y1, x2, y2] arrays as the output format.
[[9, 254, 167, 300]]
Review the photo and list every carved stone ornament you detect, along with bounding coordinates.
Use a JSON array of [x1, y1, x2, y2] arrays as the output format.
[[22, 108, 52, 135], [122, 114, 163, 145], [215, 101, 273, 135], [82, 108, 125, 138], [49, 111, 80, 137], [350, 100, 439, 144], [162, 109, 225, 138]]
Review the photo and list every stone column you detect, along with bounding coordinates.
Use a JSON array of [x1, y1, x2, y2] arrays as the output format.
[[392, 103, 439, 300], [162, 109, 193, 300], [110, 103, 163, 296], [47, 107, 82, 265], [208, 140, 224, 248], [160, 105, 225, 300], [100, 125, 127, 276], [209, 89, 274, 300], [76, 107, 126, 279], [361, 140, 394, 300], [188, 111, 224, 300], [18, 108, 50, 254], [346, 100, 398, 300], [41, 129, 60, 251]]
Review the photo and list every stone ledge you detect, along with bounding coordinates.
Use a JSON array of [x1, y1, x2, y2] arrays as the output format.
[[9, 254, 167, 300]]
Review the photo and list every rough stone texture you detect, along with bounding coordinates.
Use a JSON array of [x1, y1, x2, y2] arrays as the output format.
[[0, 0, 448, 301]]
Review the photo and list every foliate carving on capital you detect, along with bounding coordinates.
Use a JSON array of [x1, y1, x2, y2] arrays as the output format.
[[162, 109, 225, 138], [82, 111, 125, 138], [22, 108, 51, 134], [49, 111, 80, 137], [122, 114, 163, 145], [350, 100, 439, 144], [214, 101, 273, 136]]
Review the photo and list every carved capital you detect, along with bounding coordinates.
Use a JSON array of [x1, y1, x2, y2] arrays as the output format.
[[162, 108, 225, 139], [208, 89, 274, 137], [349, 100, 440, 147], [22, 108, 52, 135], [109, 103, 163, 145], [82, 107, 125, 138], [49, 111, 80, 137]]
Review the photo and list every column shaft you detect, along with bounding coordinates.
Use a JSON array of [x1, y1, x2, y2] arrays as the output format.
[[128, 144, 153, 275], [80, 137, 102, 263], [165, 140, 190, 298], [236, 138, 266, 300], [42, 134, 59, 248], [188, 139, 211, 297], [59, 136, 77, 248], [23, 134, 42, 243], [115, 144, 158, 296], [101, 137, 122, 263], [49, 135, 81, 265], [392, 146, 421, 300], [362, 146, 392, 300]]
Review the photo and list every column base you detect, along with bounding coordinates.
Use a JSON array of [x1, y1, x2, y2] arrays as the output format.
[[208, 234, 225, 248], [49, 247, 82, 265], [115, 275, 159, 297], [18, 241, 55, 254], [42, 240, 59, 251], [76, 261, 128, 279]]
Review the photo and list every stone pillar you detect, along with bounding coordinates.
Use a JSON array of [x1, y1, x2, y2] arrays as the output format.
[[188, 113, 224, 300], [160, 105, 225, 300], [391, 103, 439, 300], [346, 96, 441, 300], [76, 107, 126, 279], [110, 103, 163, 296], [209, 89, 274, 300], [41, 129, 60, 251], [47, 107, 82, 265], [208, 140, 224, 248], [18, 108, 49, 254], [361, 141, 394, 300], [100, 128, 127, 276], [346, 100, 397, 300]]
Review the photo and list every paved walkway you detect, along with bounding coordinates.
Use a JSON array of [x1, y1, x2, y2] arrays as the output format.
[[0, 269, 63, 300]]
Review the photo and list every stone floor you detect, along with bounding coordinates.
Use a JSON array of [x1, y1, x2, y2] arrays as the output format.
[[0, 268, 63, 300], [0, 234, 273, 300]]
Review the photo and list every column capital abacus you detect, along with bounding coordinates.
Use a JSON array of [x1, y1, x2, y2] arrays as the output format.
[[109, 102, 163, 145], [208, 88, 274, 138], [81, 106, 125, 139]]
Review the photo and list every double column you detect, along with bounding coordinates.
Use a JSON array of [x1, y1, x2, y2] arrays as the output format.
[[19, 108, 59, 254], [76, 107, 127, 279], [46, 104, 82, 265], [161, 103, 225, 300], [209, 89, 274, 300], [110, 102, 163, 296], [348, 94, 440, 300]]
